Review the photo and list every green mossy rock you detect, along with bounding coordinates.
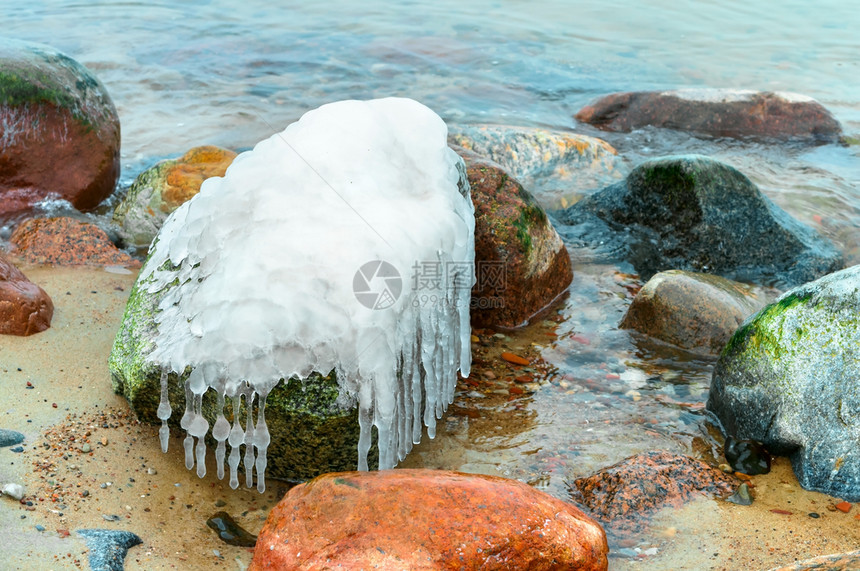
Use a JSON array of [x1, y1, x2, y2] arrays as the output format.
[[707, 264, 860, 500], [109, 262, 377, 483]]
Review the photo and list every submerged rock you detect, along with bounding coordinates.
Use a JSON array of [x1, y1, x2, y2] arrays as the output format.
[[556, 155, 843, 288], [206, 512, 257, 547], [0, 39, 120, 215], [575, 89, 842, 142], [112, 146, 237, 248], [0, 250, 53, 336], [458, 150, 573, 328], [724, 437, 771, 476], [249, 469, 609, 570], [620, 270, 767, 355], [0, 429, 24, 447], [76, 529, 142, 571], [10, 217, 139, 267], [708, 264, 860, 500], [450, 124, 624, 209], [725, 482, 754, 506], [570, 451, 737, 536]]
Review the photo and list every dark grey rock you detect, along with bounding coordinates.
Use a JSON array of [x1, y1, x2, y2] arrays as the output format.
[[707, 264, 860, 500], [0, 429, 24, 448], [77, 529, 142, 571], [555, 155, 843, 288], [726, 483, 753, 506]]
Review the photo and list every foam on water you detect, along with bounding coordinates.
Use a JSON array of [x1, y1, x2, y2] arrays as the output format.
[[140, 97, 475, 492]]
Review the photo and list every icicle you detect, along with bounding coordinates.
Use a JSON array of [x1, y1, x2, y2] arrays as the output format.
[[253, 388, 271, 493], [157, 370, 172, 453], [180, 376, 195, 470], [357, 390, 373, 471], [227, 391, 244, 489], [212, 392, 230, 481], [243, 384, 257, 488]]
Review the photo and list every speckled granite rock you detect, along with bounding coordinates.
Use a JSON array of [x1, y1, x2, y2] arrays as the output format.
[[570, 451, 737, 536], [708, 264, 860, 500], [450, 124, 624, 209], [9, 217, 139, 267], [556, 155, 843, 288], [621, 270, 767, 355], [0, 39, 120, 214], [250, 470, 609, 570], [575, 89, 842, 142]]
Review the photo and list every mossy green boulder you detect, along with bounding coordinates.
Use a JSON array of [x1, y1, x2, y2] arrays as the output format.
[[707, 264, 860, 500], [109, 261, 377, 482], [556, 155, 843, 288]]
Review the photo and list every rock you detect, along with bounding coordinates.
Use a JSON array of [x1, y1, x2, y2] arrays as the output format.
[[206, 512, 257, 547], [556, 155, 843, 288], [449, 124, 624, 209], [620, 270, 767, 355], [724, 437, 771, 475], [76, 529, 142, 571], [249, 469, 608, 570], [708, 264, 860, 500], [0, 39, 120, 215], [1, 483, 25, 500], [766, 550, 860, 571], [0, 250, 53, 336], [0, 429, 25, 447], [112, 146, 237, 248], [9, 217, 139, 267], [458, 150, 573, 328], [575, 89, 842, 142], [726, 482, 754, 506], [570, 451, 737, 536], [109, 264, 379, 481]]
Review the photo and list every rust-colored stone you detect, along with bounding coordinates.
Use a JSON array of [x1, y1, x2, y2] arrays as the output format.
[[250, 469, 608, 571], [0, 39, 121, 214], [457, 148, 572, 328], [575, 89, 842, 142], [620, 270, 767, 355], [0, 250, 53, 335], [571, 451, 737, 537], [10, 217, 139, 267], [160, 145, 237, 211]]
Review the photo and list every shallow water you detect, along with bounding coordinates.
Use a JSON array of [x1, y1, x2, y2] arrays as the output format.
[[5, 2, 860, 568]]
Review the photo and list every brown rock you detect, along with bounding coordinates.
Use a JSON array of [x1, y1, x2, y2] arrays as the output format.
[[570, 451, 737, 536], [0, 250, 53, 335], [575, 89, 842, 142], [0, 39, 120, 214], [766, 550, 860, 571], [10, 217, 139, 267], [457, 148, 572, 328], [250, 469, 608, 571], [620, 270, 767, 355]]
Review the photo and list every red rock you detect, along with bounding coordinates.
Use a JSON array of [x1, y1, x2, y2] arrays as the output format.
[[501, 351, 530, 366], [0, 250, 53, 336], [571, 452, 737, 536], [0, 39, 121, 214], [455, 146, 572, 328], [9, 217, 139, 267], [575, 89, 842, 142], [835, 501, 852, 513], [250, 469, 608, 571]]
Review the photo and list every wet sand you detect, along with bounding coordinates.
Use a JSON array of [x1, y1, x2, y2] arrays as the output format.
[[1, 266, 859, 570]]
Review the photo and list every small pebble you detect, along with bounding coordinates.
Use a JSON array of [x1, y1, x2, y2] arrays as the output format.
[[0, 429, 25, 448], [214, 499, 227, 507], [102, 514, 121, 522], [726, 483, 753, 506], [35, 525, 45, 532], [146, 468, 157, 475], [835, 501, 852, 513], [1, 483, 25, 501], [809, 512, 820, 518], [81, 444, 92, 453], [100, 437, 108, 446], [10, 446, 23, 453]]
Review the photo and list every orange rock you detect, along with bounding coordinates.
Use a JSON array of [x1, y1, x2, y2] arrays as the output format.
[[500, 351, 529, 366], [160, 146, 237, 211], [835, 501, 852, 513], [0, 250, 53, 335], [250, 469, 608, 570], [10, 217, 139, 267]]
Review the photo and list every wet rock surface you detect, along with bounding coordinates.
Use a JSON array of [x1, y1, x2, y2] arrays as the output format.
[[570, 451, 737, 536], [575, 89, 843, 142], [724, 437, 772, 476], [708, 264, 860, 500], [9, 217, 139, 267], [620, 270, 767, 355], [0, 39, 120, 215], [250, 469, 609, 570], [556, 155, 843, 288], [206, 511, 257, 547], [449, 124, 624, 209], [766, 550, 860, 571], [113, 145, 237, 248], [460, 150, 573, 328], [76, 529, 142, 571], [0, 249, 53, 335]]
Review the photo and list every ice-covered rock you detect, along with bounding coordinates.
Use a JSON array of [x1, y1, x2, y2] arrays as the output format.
[[119, 98, 475, 492]]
